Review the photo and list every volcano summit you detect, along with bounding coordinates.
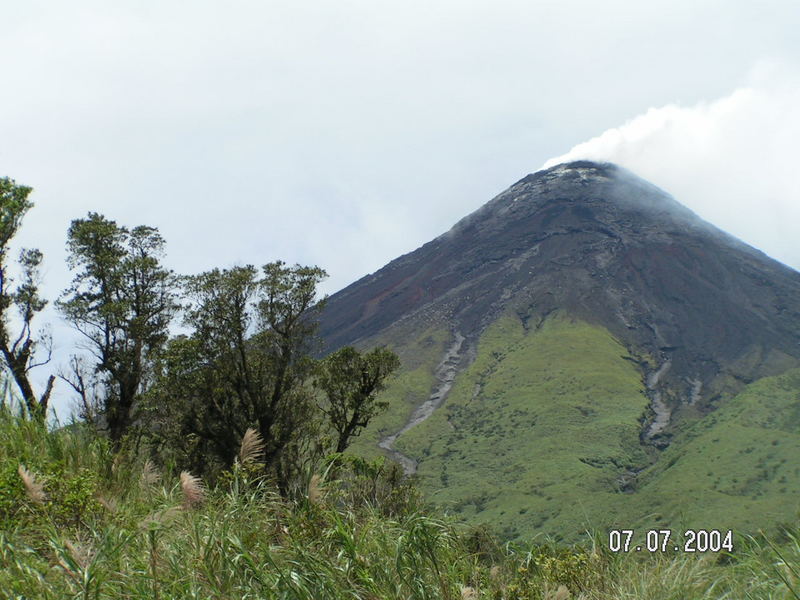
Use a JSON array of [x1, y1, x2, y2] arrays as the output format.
[[319, 161, 800, 540]]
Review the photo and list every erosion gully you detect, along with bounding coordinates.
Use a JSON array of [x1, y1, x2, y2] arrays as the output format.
[[378, 332, 465, 475]]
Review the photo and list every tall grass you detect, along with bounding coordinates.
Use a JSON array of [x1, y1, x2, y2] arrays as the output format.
[[1, 405, 798, 599]]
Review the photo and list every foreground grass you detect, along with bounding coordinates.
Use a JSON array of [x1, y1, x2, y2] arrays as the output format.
[[1, 409, 799, 599]]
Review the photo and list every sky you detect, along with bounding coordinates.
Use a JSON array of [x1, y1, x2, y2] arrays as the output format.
[[2, 0, 800, 419]]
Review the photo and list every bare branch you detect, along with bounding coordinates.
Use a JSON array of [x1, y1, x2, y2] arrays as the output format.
[[58, 355, 101, 425]]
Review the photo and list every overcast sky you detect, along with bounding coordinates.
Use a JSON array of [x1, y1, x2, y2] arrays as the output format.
[[3, 0, 800, 418]]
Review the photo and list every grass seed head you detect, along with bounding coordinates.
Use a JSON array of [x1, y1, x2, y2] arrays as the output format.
[[65, 540, 91, 569], [238, 427, 265, 465], [97, 495, 118, 513], [308, 473, 323, 505], [18, 464, 47, 505], [139, 506, 182, 531], [141, 459, 161, 487], [460, 585, 478, 599], [180, 471, 205, 509], [547, 585, 571, 600]]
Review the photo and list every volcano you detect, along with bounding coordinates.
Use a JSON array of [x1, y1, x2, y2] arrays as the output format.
[[319, 161, 800, 540]]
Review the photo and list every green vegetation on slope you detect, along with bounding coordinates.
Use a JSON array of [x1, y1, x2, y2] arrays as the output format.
[[362, 312, 800, 545], [393, 312, 651, 542], [350, 325, 451, 461], [631, 367, 800, 535]]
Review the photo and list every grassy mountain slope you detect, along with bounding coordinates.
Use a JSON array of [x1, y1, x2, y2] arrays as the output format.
[[354, 313, 651, 540], [355, 313, 800, 543], [406, 313, 652, 542], [350, 324, 451, 462], [631, 367, 800, 533]]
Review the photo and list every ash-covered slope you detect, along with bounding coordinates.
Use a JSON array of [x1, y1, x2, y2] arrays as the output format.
[[319, 161, 800, 433]]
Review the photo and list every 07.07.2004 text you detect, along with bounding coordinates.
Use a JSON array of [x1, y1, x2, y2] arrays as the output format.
[[608, 529, 734, 553]]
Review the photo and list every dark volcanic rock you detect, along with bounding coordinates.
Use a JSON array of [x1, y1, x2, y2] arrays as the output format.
[[318, 161, 800, 427]]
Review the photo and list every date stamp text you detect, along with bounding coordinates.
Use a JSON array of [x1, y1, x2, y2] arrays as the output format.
[[608, 529, 734, 553]]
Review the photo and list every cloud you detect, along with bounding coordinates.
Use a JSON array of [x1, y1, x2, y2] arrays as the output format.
[[4, 3, 800, 419], [543, 64, 800, 271]]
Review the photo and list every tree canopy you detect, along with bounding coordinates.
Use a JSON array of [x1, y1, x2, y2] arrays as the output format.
[[58, 212, 178, 444], [317, 346, 400, 453]]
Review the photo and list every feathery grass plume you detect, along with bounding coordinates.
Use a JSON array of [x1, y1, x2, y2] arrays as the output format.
[[180, 471, 205, 509], [64, 540, 91, 569], [545, 585, 571, 600], [141, 459, 161, 487], [18, 464, 47, 505], [238, 427, 265, 465], [139, 506, 182, 531], [460, 585, 478, 599], [97, 495, 118, 514], [308, 473, 323, 505]]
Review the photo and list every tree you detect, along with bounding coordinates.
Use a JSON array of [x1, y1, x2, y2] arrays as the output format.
[[257, 261, 328, 478], [58, 213, 177, 446], [154, 267, 264, 473], [153, 261, 327, 489], [58, 354, 103, 426], [0, 177, 54, 422], [316, 346, 400, 453], [144, 334, 226, 475]]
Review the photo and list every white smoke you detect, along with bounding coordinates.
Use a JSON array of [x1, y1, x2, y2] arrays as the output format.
[[543, 64, 800, 271]]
